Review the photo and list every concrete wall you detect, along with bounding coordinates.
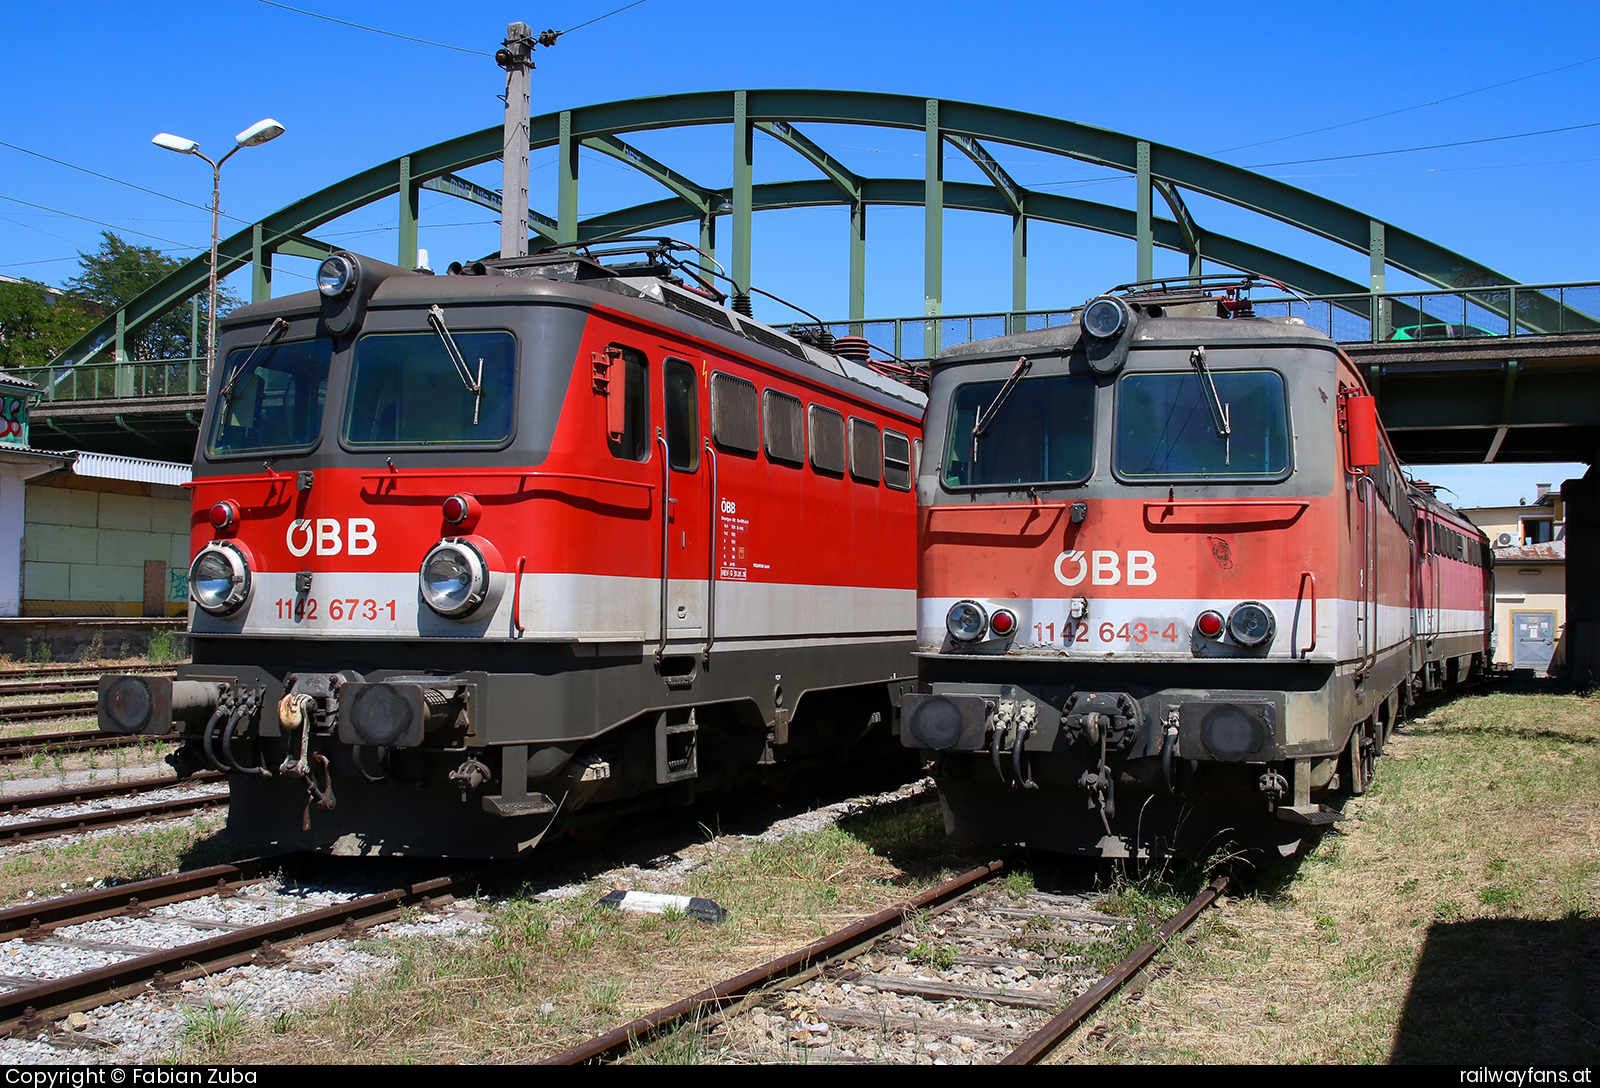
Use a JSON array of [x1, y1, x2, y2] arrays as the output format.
[[22, 475, 191, 617], [1490, 566, 1566, 671]]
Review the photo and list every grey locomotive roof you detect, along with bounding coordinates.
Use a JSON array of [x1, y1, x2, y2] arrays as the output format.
[[224, 269, 925, 418], [934, 312, 1334, 366]]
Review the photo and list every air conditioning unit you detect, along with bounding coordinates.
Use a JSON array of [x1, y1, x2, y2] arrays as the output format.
[[1495, 532, 1514, 547]]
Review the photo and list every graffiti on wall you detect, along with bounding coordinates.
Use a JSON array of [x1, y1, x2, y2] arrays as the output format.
[[168, 567, 188, 602], [0, 393, 27, 447]]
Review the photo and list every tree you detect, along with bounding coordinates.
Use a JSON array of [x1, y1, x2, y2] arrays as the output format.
[[66, 232, 237, 360], [0, 279, 95, 371]]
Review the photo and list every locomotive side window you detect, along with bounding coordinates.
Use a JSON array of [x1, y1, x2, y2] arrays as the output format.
[[605, 345, 650, 461], [343, 330, 516, 449], [809, 405, 846, 475], [943, 374, 1094, 487], [850, 418, 882, 484], [883, 429, 912, 490], [664, 358, 698, 472], [710, 372, 759, 454], [209, 338, 331, 457], [1114, 369, 1290, 480], [763, 390, 805, 466]]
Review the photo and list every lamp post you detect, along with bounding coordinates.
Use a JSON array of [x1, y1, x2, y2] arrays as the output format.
[[152, 119, 285, 380]]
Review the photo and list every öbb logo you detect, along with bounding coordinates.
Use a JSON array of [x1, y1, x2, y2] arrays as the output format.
[[286, 518, 376, 557], [1053, 550, 1156, 586]]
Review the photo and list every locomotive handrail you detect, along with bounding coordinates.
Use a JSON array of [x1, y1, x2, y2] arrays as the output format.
[[704, 437, 717, 665], [1360, 475, 1380, 676], [513, 556, 527, 637], [656, 429, 671, 666], [1142, 499, 1308, 530], [356, 469, 656, 491], [1296, 571, 1317, 657]]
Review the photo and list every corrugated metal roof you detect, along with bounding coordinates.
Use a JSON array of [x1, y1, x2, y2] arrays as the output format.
[[1493, 540, 1564, 563], [0, 370, 40, 393], [69, 451, 191, 487]]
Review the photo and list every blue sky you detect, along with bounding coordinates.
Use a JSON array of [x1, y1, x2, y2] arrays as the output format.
[[3, 0, 1596, 503]]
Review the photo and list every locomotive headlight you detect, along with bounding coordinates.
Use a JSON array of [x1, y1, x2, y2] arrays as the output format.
[[317, 254, 356, 298], [1081, 296, 1129, 339], [189, 541, 251, 615], [1227, 602, 1276, 647], [946, 600, 988, 643], [419, 539, 489, 617]]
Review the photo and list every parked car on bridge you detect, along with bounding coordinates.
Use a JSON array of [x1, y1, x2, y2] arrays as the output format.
[[1388, 322, 1495, 341]]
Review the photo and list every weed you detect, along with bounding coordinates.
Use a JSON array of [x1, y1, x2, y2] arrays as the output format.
[[180, 998, 249, 1057], [906, 941, 955, 970], [1003, 867, 1036, 898], [634, 1017, 707, 1065], [147, 630, 181, 666], [586, 980, 621, 1016], [82, 632, 103, 663], [1478, 884, 1524, 910]]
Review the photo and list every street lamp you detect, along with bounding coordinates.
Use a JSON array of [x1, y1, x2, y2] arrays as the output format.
[[152, 118, 285, 380]]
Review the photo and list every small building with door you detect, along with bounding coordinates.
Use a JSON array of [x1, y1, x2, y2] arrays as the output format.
[[1460, 484, 1566, 674]]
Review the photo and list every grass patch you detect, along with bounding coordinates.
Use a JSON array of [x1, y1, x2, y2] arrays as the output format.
[[179, 998, 250, 1061], [0, 816, 240, 907], [220, 798, 966, 1064], [1054, 690, 1600, 1065]]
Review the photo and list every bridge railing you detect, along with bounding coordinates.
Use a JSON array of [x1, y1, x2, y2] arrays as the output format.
[[35, 358, 203, 403], [825, 280, 1600, 359]]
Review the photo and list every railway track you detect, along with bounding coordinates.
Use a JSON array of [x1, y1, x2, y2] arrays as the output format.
[[0, 857, 504, 1038], [0, 729, 175, 760], [0, 668, 173, 698], [0, 774, 227, 847], [546, 861, 1230, 1065]]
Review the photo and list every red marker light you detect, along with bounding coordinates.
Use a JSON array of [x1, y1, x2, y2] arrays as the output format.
[[990, 609, 1017, 637], [442, 494, 471, 524], [209, 501, 237, 531], [1195, 610, 1225, 639]]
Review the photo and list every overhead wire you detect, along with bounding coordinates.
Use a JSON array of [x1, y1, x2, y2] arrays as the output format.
[[253, 0, 491, 55], [0, 194, 200, 251], [0, 141, 227, 219], [1249, 120, 1600, 168], [252, 0, 652, 55], [1216, 53, 1600, 155]]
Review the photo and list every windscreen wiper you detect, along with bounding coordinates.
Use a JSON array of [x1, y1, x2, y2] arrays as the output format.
[[1189, 346, 1232, 466], [971, 356, 1031, 464], [427, 305, 484, 425], [218, 317, 288, 414]]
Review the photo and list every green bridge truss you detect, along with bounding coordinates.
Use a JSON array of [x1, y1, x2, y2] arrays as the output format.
[[53, 88, 1542, 368]]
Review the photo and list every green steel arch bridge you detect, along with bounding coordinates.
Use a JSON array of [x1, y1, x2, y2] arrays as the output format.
[[27, 89, 1600, 466]]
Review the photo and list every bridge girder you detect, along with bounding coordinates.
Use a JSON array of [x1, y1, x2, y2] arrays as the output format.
[[53, 88, 1531, 370]]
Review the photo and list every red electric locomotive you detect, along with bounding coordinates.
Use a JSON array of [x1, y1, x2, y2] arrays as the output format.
[[98, 242, 924, 856], [900, 277, 1490, 857]]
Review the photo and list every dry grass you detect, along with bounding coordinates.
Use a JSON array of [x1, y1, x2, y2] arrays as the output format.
[[1055, 689, 1600, 1065], [206, 802, 965, 1064], [0, 813, 238, 907]]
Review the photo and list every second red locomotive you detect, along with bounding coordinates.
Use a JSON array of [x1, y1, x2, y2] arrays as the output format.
[[901, 277, 1491, 857]]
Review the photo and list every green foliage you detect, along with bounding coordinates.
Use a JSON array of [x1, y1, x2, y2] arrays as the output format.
[[180, 998, 249, 1058], [63, 232, 239, 362], [147, 629, 183, 665], [906, 941, 955, 970], [0, 279, 94, 370]]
